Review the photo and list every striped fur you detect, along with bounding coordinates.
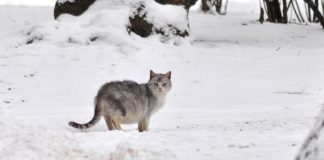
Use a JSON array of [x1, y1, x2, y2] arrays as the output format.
[[68, 103, 102, 130]]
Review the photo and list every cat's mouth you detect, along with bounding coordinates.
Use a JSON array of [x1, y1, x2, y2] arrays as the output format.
[[155, 90, 164, 94]]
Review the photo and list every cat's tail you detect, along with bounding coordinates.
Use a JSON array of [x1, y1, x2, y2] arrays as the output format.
[[68, 103, 102, 130]]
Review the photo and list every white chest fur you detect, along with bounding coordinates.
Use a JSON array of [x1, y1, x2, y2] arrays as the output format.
[[151, 95, 166, 114]]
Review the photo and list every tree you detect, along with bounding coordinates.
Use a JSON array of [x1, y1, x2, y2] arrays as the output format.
[[201, 0, 228, 15], [304, 0, 324, 29], [259, 0, 324, 29], [283, 0, 288, 23], [264, 0, 283, 23], [201, 0, 212, 13]]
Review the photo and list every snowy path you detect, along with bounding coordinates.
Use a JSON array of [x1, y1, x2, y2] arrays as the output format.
[[1, 4, 324, 160]]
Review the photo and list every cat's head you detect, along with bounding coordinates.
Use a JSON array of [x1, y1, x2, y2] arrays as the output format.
[[148, 70, 172, 95]]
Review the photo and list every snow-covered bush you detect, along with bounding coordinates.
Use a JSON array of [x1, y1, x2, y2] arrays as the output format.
[[50, 0, 189, 44], [296, 107, 324, 160], [128, 0, 189, 40]]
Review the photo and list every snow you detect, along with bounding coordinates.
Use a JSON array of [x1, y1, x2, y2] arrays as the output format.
[[142, 0, 189, 31], [296, 108, 324, 160], [22, 0, 189, 46], [1, 1, 324, 160], [58, 0, 75, 4], [0, 113, 174, 160], [0, 0, 56, 7]]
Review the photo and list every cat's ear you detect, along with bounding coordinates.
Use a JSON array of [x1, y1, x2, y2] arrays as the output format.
[[165, 71, 171, 79], [150, 70, 156, 79]]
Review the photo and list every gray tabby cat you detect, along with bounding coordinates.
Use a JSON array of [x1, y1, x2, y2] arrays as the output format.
[[69, 70, 172, 132]]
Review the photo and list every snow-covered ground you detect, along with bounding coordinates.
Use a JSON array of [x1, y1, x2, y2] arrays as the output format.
[[1, 1, 324, 160]]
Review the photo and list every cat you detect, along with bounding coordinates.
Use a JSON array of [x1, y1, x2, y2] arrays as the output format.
[[68, 70, 172, 132]]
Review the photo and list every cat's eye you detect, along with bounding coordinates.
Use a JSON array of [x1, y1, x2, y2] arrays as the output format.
[[162, 83, 167, 87], [154, 83, 158, 86]]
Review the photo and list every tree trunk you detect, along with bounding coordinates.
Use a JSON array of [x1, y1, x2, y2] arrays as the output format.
[[215, 0, 222, 14], [264, 0, 275, 22], [322, 0, 324, 17], [313, 0, 319, 22], [273, 0, 283, 23], [308, 3, 312, 21], [305, 2, 312, 22], [264, 0, 283, 23], [283, 0, 288, 23], [201, 0, 212, 12], [223, 0, 229, 15], [304, 0, 324, 29], [259, 7, 265, 23]]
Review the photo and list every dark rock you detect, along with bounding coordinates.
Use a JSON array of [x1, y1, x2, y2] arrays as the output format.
[[54, 0, 97, 19], [26, 35, 43, 45], [128, 4, 153, 38], [3, 100, 10, 104], [155, 0, 198, 9], [89, 36, 99, 42]]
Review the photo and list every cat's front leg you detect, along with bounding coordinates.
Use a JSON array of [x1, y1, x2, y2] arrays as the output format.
[[138, 117, 150, 132]]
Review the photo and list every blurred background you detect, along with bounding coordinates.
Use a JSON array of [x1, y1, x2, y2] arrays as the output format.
[[0, 0, 57, 6], [0, 0, 250, 6]]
